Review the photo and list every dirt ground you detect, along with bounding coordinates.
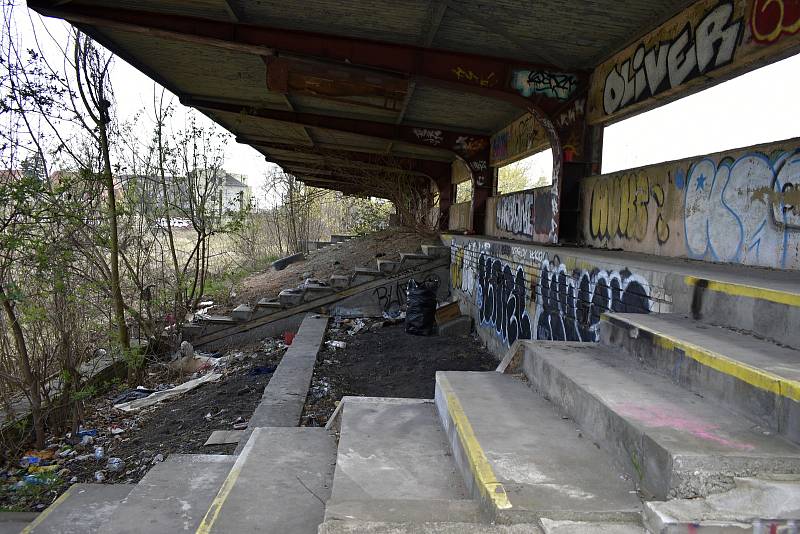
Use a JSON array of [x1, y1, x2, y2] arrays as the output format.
[[301, 319, 498, 427], [231, 229, 441, 309], [0, 338, 286, 512]]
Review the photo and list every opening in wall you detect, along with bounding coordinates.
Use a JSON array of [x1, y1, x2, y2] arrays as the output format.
[[496, 149, 553, 195], [602, 53, 800, 174], [455, 179, 473, 203]]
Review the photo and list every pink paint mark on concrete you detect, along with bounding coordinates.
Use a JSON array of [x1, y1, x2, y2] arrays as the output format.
[[615, 403, 756, 451]]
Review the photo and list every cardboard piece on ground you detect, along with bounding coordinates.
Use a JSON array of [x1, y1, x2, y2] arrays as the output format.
[[204, 430, 245, 446], [435, 301, 461, 325], [114, 373, 222, 412]]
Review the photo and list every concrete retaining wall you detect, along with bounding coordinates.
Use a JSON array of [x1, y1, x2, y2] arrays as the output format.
[[581, 137, 800, 270]]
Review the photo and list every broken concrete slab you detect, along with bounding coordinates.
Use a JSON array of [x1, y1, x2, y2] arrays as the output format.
[[200, 427, 336, 533], [21, 484, 133, 534], [0, 512, 37, 534], [203, 430, 244, 446], [232, 304, 253, 322], [113, 373, 222, 412], [435, 371, 641, 524], [107, 454, 234, 534], [644, 475, 800, 532]]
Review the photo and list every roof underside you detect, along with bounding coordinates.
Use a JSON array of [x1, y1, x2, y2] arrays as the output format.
[[32, 0, 692, 195]]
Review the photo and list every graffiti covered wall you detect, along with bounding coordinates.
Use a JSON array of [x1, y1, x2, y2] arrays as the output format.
[[490, 113, 550, 167], [588, 0, 800, 124], [486, 189, 559, 244], [581, 137, 800, 270], [449, 235, 660, 353]]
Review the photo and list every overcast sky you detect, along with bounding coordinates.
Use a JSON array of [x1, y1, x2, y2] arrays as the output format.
[[13, 7, 800, 189]]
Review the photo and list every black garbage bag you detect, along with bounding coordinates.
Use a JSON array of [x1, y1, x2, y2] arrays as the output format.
[[405, 278, 438, 336]]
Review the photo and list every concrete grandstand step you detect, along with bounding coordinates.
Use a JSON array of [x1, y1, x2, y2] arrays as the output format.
[[256, 297, 284, 313], [539, 519, 647, 533], [601, 313, 800, 444], [435, 371, 641, 524], [201, 314, 237, 325], [231, 304, 253, 322], [327, 397, 480, 524], [377, 259, 400, 274], [199, 427, 336, 533], [421, 244, 451, 258], [22, 483, 133, 534], [318, 521, 543, 533], [279, 288, 305, 307], [106, 454, 234, 534], [303, 285, 336, 301], [329, 275, 351, 289], [351, 267, 385, 285], [398, 253, 431, 270], [513, 341, 800, 499]]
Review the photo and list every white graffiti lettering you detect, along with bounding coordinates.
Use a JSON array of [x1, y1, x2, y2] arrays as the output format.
[[496, 193, 534, 236], [413, 128, 443, 145], [512, 70, 578, 101]]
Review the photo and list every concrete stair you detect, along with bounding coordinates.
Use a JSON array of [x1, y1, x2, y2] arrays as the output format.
[[434, 371, 642, 524], [510, 340, 800, 500], [321, 397, 480, 527], [199, 427, 336, 533], [601, 312, 800, 444], [350, 267, 385, 285], [21, 483, 133, 533]]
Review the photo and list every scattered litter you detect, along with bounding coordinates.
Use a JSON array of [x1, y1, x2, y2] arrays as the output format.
[[94, 447, 104, 460], [232, 421, 248, 431], [109, 426, 125, 435], [112, 388, 154, 404], [76, 429, 97, 438], [28, 465, 58, 474], [325, 341, 347, 350], [152, 454, 164, 464], [94, 471, 105, 482], [113, 373, 222, 412], [80, 435, 94, 446], [106, 458, 125, 473], [283, 331, 295, 345], [204, 430, 244, 446], [348, 319, 366, 336]]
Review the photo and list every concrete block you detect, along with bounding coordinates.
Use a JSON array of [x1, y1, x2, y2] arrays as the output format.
[[437, 316, 471, 337], [200, 427, 336, 534], [435, 371, 641, 524], [231, 304, 253, 322], [421, 245, 451, 258], [601, 313, 800, 444], [303, 286, 335, 302], [107, 455, 234, 534], [23, 484, 133, 534], [377, 260, 400, 274], [330, 275, 350, 289], [518, 341, 800, 499], [398, 253, 430, 271]]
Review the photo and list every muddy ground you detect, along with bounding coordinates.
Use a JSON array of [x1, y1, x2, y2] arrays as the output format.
[[301, 319, 498, 427], [0, 338, 286, 512]]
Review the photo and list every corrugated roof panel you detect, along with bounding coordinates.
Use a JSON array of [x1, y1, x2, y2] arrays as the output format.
[[403, 85, 522, 134]]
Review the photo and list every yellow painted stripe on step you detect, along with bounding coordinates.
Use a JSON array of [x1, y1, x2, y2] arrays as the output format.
[[603, 313, 800, 403], [195, 428, 261, 534], [20, 483, 77, 534], [438, 375, 512, 510], [684, 276, 800, 308]]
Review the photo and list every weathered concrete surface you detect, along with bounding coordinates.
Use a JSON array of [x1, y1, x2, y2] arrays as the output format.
[[202, 427, 336, 533], [444, 234, 800, 357], [435, 371, 641, 524], [0, 513, 37, 534], [644, 475, 800, 533], [107, 455, 234, 534], [602, 313, 800, 444], [195, 312, 306, 351], [21, 484, 132, 534], [518, 341, 800, 499], [437, 316, 472, 337], [539, 518, 646, 533], [318, 521, 543, 533], [235, 314, 328, 453], [327, 397, 477, 524]]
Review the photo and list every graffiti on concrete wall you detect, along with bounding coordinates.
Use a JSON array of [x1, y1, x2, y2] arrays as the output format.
[[489, 113, 549, 166], [491, 189, 556, 242], [589, 171, 670, 244], [750, 0, 800, 43], [588, 0, 800, 123], [450, 239, 653, 347], [581, 138, 800, 269], [512, 70, 578, 101], [535, 257, 652, 342]]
